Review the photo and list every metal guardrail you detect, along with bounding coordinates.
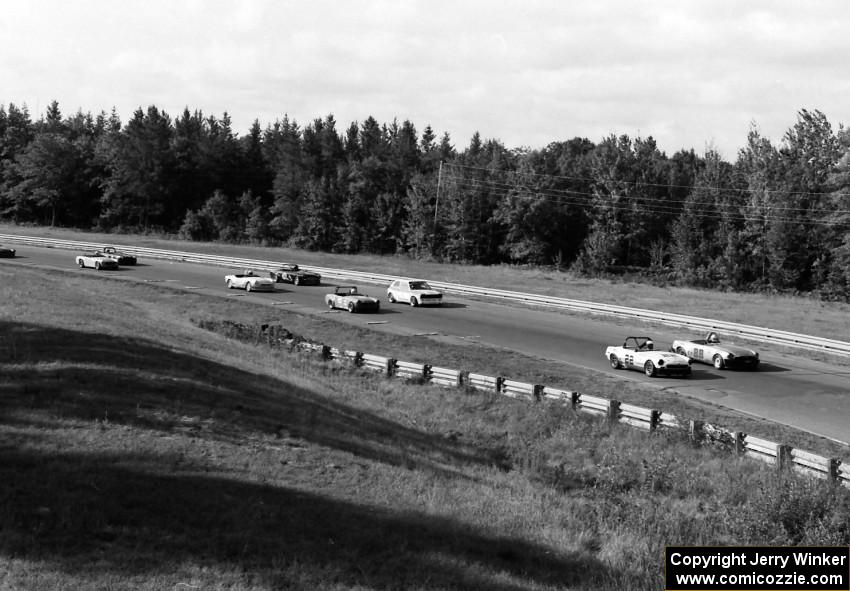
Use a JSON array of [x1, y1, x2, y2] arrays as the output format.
[[3, 232, 850, 358]]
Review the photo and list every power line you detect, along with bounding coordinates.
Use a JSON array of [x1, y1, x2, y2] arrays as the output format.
[[440, 174, 850, 228], [442, 161, 850, 201]]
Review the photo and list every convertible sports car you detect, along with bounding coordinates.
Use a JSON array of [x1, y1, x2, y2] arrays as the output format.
[[325, 286, 380, 313], [387, 279, 443, 306], [102, 246, 137, 265], [670, 332, 760, 370], [0, 245, 15, 258], [75, 251, 119, 270], [269, 263, 321, 286], [606, 336, 692, 377], [225, 270, 275, 292]]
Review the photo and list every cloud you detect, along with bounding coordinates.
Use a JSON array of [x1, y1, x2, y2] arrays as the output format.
[[1, 0, 848, 158]]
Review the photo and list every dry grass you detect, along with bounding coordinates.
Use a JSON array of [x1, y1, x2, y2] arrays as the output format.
[[1, 266, 849, 591]]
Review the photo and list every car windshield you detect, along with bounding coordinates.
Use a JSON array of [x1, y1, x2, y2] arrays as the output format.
[[409, 281, 431, 290]]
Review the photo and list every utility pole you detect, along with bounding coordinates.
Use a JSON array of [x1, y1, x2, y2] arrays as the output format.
[[433, 160, 443, 237]]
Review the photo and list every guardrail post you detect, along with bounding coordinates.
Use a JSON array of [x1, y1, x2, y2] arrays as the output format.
[[826, 458, 840, 482], [607, 399, 621, 424], [354, 352, 364, 368], [387, 358, 397, 377], [459, 371, 468, 387], [571, 392, 580, 410], [733, 432, 745, 456], [689, 420, 704, 443], [321, 345, 332, 360], [776, 444, 791, 471], [532, 384, 544, 402], [495, 376, 504, 394], [423, 364, 432, 380], [649, 409, 661, 432]]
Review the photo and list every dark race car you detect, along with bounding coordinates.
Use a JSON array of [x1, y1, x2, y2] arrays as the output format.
[[101, 246, 137, 265], [269, 263, 321, 286]]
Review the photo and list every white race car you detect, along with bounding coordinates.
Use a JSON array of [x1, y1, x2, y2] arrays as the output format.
[[224, 270, 275, 292], [387, 279, 443, 307], [670, 332, 760, 370], [75, 251, 119, 270], [606, 336, 692, 377]]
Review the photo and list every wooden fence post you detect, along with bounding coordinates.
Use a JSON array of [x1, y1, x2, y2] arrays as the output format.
[[571, 392, 580, 411], [386, 358, 397, 377]]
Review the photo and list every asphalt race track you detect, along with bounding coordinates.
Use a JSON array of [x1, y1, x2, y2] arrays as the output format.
[[6, 245, 850, 445]]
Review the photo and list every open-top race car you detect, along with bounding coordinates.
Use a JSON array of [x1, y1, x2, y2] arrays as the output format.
[[269, 263, 321, 286], [0, 245, 16, 258], [75, 251, 119, 270], [606, 336, 692, 377], [670, 332, 760, 370], [325, 286, 380, 313], [224, 269, 276, 292]]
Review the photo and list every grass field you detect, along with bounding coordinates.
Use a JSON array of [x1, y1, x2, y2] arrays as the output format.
[[1, 264, 849, 590]]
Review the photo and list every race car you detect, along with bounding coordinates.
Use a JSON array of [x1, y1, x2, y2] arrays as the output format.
[[269, 263, 321, 286], [670, 332, 760, 370], [387, 279, 443, 306], [225, 270, 276, 292], [325, 286, 380, 313], [606, 336, 692, 377], [101, 246, 137, 265], [75, 251, 119, 270], [0, 245, 16, 258]]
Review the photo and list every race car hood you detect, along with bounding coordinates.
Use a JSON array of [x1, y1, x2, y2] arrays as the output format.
[[348, 295, 377, 302], [654, 352, 690, 362], [410, 289, 441, 296], [717, 343, 757, 356]]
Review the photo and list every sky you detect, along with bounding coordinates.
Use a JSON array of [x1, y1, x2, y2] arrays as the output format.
[[2, 0, 849, 160]]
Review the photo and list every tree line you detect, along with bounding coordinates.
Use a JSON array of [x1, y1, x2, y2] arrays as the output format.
[[1, 101, 849, 299]]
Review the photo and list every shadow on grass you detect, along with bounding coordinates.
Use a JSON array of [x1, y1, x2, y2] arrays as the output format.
[[0, 320, 508, 477], [0, 444, 612, 589]]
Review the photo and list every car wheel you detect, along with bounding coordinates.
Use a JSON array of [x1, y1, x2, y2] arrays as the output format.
[[294, 276, 301, 286], [388, 292, 396, 303], [676, 347, 686, 356], [95, 262, 101, 270], [347, 302, 356, 313], [327, 300, 335, 310], [78, 259, 85, 268], [226, 279, 233, 289], [644, 361, 656, 377], [246, 282, 253, 292], [609, 354, 622, 369], [410, 297, 418, 307], [712, 354, 725, 369]]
